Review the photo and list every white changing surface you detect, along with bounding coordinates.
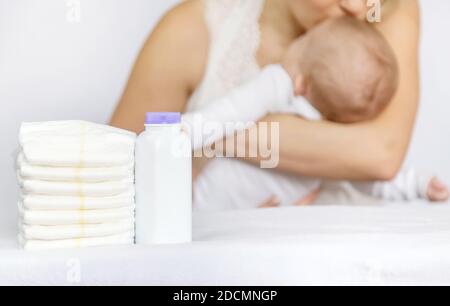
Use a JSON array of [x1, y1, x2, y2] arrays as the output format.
[[1, 204, 450, 285]]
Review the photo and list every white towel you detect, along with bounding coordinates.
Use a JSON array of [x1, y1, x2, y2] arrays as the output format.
[[19, 220, 135, 240], [17, 154, 133, 182], [18, 232, 134, 250], [21, 192, 135, 211], [18, 177, 134, 197], [19, 121, 136, 167], [19, 203, 135, 225]]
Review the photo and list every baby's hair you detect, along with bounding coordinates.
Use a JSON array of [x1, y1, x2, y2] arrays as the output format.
[[302, 16, 399, 123]]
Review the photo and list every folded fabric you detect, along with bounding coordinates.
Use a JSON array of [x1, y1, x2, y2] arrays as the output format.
[[17, 154, 133, 182], [19, 121, 136, 167], [19, 203, 135, 225], [21, 192, 135, 211], [18, 177, 134, 197], [18, 232, 134, 251], [19, 220, 135, 240]]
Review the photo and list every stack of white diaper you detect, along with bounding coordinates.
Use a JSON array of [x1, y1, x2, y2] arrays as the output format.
[[16, 121, 136, 250]]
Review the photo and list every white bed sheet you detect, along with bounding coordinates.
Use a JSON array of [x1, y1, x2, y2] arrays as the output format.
[[1, 203, 450, 285]]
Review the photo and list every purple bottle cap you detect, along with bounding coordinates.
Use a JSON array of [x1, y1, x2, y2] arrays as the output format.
[[145, 112, 181, 125]]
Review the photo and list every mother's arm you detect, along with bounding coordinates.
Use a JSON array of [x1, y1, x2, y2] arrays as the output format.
[[110, 0, 207, 133], [241, 0, 420, 181]]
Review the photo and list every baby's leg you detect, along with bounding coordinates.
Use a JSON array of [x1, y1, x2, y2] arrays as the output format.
[[352, 168, 449, 202]]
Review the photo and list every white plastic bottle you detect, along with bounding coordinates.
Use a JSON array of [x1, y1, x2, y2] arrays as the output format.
[[135, 112, 192, 245]]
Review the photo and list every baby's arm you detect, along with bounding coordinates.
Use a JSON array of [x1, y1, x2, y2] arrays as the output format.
[[352, 168, 449, 202], [182, 65, 293, 150]]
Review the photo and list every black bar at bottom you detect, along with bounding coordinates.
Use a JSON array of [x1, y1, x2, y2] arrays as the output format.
[[150, 287, 302, 305]]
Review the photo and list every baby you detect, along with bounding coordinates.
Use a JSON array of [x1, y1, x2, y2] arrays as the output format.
[[183, 17, 449, 210], [281, 16, 398, 124]]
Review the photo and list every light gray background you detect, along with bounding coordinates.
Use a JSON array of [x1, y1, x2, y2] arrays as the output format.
[[0, 0, 448, 233]]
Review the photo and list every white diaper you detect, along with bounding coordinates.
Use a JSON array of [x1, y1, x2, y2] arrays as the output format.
[[21, 192, 135, 211], [18, 202, 135, 226], [18, 177, 134, 197], [20, 220, 135, 240], [19, 121, 136, 167], [17, 154, 133, 182], [18, 232, 135, 251]]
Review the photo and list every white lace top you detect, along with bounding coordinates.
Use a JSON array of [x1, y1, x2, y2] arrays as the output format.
[[187, 0, 265, 111]]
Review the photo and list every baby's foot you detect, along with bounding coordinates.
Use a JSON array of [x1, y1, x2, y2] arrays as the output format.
[[294, 188, 320, 206], [258, 196, 281, 209], [427, 177, 450, 202]]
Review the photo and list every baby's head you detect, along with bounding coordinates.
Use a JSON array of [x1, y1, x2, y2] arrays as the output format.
[[283, 16, 399, 123]]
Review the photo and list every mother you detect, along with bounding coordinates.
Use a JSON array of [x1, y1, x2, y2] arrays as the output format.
[[111, 0, 420, 204]]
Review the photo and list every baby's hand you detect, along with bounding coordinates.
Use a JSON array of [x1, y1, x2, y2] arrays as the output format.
[[427, 177, 449, 202]]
